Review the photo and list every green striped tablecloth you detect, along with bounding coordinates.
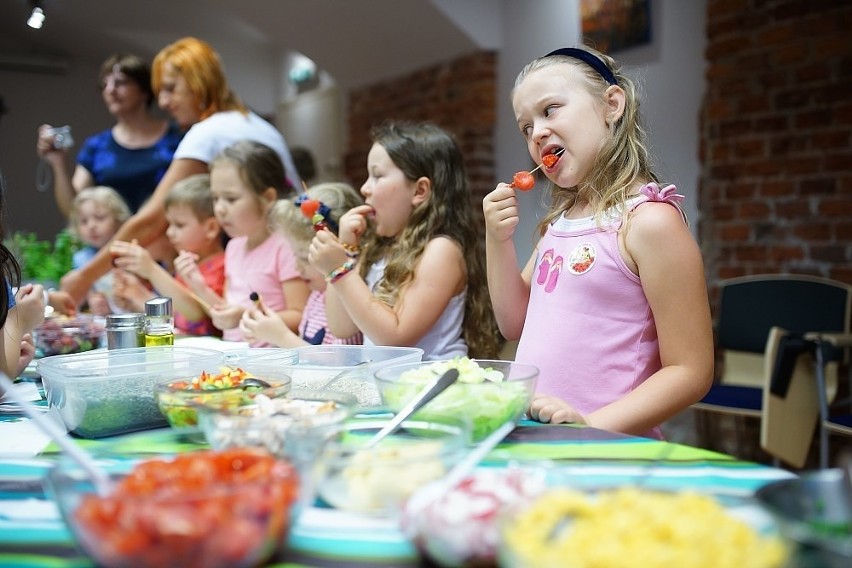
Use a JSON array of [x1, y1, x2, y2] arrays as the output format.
[[0, 421, 795, 567]]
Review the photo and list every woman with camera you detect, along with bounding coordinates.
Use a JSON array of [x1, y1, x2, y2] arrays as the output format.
[[36, 53, 183, 218], [59, 37, 301, 306]]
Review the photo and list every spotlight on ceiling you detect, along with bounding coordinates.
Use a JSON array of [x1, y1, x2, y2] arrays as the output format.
[[27, 5, 45, 29]]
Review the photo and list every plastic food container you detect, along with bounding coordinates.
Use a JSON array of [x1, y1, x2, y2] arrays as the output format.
[[282, 345, 424, 407], [225, 347, 299, 367], [37, 346, 225, 438]]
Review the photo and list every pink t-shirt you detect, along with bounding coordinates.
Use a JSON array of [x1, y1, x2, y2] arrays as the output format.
[[515, 185, 686, 439], [223, 232, 300, 345], [299, 290, 362, 346]]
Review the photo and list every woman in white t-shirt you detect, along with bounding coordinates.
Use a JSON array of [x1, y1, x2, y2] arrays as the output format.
[[60, 37, 301, 306]]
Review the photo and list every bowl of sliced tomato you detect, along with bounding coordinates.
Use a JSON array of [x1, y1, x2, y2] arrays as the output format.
[[155, 364, 292, 434], [45, 440, 303, 568]]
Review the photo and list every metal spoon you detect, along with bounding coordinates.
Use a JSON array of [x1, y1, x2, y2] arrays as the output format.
[[0, 373, 112, 496], [405, 419, 515, 517], [241, 377, 272, 389], [363, 368, 459, 450], [319, 360, 370, 390]]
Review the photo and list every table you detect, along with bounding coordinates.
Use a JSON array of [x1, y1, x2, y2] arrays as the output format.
[[0, 407, 796, 568]]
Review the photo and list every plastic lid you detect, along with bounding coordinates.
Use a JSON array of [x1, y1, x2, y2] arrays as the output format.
[[145, 297, 172, 317]]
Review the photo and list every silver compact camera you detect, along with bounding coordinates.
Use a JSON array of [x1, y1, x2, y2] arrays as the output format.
[[48, 125, 74, 149]]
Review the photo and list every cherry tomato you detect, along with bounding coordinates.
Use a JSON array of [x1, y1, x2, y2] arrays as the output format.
[[300, 199, 321, 219], [542, 153, 559, 168], [512, 171, 535, 191]]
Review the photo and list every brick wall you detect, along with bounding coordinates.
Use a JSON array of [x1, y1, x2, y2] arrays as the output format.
[[701, 0, 852, 288], [344, 51, 497, 225]]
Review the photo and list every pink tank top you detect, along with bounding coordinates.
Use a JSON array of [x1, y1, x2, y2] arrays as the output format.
[[514, 183, 686, 439]]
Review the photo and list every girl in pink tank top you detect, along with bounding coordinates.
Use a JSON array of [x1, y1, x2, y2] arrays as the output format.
[[483, 46, 714, 439]]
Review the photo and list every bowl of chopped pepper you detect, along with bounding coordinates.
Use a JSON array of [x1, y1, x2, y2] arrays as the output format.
[[45, 433, 303, 568], [154, 364, 292, 434]]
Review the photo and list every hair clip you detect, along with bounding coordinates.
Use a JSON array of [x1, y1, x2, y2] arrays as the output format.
[[295, 194, 339, 234]]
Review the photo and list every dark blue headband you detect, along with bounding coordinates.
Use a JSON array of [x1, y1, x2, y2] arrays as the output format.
[[545, 47, 618, 86], [294, 194, 339, 234]]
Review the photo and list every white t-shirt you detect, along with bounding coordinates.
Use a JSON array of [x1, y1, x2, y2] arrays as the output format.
[[362, 257, 467, 361], [173, 110, 301, 189]]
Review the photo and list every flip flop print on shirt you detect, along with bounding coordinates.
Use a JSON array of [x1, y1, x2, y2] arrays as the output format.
[[535, 244, 597, 293]]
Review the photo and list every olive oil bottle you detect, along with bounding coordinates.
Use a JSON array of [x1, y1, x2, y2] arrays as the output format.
[[144, 297, 174, 346]]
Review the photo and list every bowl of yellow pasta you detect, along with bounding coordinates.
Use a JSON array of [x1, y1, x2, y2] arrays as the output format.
[[499, 486, 790, 568]]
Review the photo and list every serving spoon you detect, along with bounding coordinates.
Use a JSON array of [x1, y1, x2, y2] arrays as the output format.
[[363, 368, 459, 450], [0, 373, 112, 496], [404, 418, 516, 518]]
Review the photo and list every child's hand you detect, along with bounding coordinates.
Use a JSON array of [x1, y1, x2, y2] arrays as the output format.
[[112, 269, 153, 312], [483, 183, 521, 243], [209, 304, 245, 332], [15, 333, 35, 377], [86, 292, 111, 316], [48, 290, 77, 316], [110, 240, 158, 279], [173, 251, 204, 288], [308, 230, 350, 276], [337, 204, 372, 246], [239, 303, 293, 345], [528, 393, 588, 425], [13, 283, 46, 333]]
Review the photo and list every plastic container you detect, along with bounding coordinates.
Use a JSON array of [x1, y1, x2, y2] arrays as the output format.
[[283, 345, 424, 407], [225, 347, 299, 367], [37, 346, 225, 438]]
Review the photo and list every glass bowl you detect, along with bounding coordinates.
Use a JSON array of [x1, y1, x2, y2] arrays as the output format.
[[195, 388, 358, 455], [154, 364, 292, 433], [374, 358, 538, 441], [289, 415, 471, 517], [37, 346, 225, 438], [755, 468, 852, 568], [34, 314, 105, 358], [498, 486, 790, 568], [401, 465, 548, 567], [44, 441, 303, 568]]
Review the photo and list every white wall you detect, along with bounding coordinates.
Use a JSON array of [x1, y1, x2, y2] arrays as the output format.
[[0, 59, 113, 240]]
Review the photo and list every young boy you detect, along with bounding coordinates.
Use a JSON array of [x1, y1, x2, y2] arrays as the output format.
[[111, 174, 225, 336]]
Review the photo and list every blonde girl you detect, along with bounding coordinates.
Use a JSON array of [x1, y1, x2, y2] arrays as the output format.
[[241, 182, 364, 347], [208, 140, 309, 345], [309, 121, 502, 361], [483, 46, 713, 438], [69, 185, 131, 315]]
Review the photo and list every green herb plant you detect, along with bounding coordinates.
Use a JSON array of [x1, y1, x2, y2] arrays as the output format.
[[4, 230, 79, 284]]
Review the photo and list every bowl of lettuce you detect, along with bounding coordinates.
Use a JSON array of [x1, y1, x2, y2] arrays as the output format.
[[374, 358, 538, 442]]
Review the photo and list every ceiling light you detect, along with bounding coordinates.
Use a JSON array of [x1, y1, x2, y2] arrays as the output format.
[[27, 6, 45, 29]]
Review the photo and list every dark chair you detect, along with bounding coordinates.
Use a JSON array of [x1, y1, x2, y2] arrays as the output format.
[[808, 332, 852, 468], [693, 275, 851, 465]]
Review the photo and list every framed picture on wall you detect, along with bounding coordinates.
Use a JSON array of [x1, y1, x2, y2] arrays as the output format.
[[581, 0, 652, 54]]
